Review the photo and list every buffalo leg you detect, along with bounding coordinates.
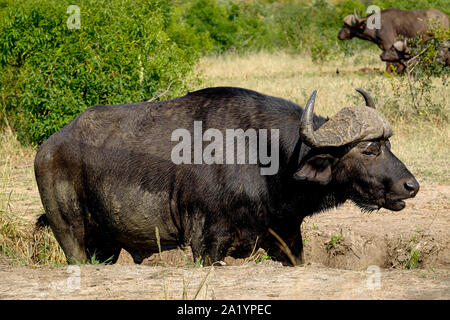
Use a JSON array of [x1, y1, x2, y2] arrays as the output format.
[[47, 210, 87, 264], [38, 183, 88, 264], [192, 219, 234, 266]]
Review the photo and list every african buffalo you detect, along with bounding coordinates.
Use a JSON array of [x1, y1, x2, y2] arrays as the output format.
[[338, 8, 449, 73], [35, 87, 419, 266], [380, 38, 450, 68], [379, 39, 412, 72]]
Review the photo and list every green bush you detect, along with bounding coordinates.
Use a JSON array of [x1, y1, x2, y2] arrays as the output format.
[[405, 24, 450, 77], [374, 0, 449, 15], [2, 0, 449, 145], [0, 0, 203, 145], [259, 0, 449, 60], [261, 0, 360, 61], [183, 0, 267, 53], [180, 0, 449, 59]]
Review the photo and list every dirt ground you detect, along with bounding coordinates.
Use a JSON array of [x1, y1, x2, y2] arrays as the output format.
[[0, 262, 449, 300], [1, 183, 449, 300]]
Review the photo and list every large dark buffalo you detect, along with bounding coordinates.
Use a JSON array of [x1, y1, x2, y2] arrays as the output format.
[[35, 87, 419, 265], [338, 8, 449, 72]]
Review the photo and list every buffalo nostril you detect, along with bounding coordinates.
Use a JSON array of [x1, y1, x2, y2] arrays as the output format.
[[404, 180, 419, 195]]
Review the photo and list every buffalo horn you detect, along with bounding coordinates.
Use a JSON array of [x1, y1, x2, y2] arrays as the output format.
[[355, 88, 376, 109], [299, 90, 318, 147]]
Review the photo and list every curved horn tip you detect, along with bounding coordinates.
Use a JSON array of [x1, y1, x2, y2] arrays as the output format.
[[355, 88, 376, 109], [305, 90, 317, 107], [300, 90, 319, 147]]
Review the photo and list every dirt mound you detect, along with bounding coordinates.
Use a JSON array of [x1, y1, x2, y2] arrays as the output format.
[[302, 209, 449, 270], [301, 184, 449, 270]]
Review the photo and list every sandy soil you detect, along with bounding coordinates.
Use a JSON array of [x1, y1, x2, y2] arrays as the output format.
[[0, 262, 448, 300], [0, 183, 448, 300]]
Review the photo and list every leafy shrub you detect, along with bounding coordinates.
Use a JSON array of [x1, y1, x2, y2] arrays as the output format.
[[0, 0, 203, 145], [266, 0, 350, 61], [183, 0, 266, 53], [2, 0, 449, 146], [180, 0, 449, 60], [373, 0, 449, 15], [404, 23, 450, 77]]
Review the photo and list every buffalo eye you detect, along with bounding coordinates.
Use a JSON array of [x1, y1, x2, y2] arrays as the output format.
[[362, 142, 381, 156]]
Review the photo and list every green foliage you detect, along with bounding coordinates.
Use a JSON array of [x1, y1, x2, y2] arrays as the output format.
[[373, 0, 450, 15], [87, 252, 114, 265], [179, 0, 449, 60], [254, 252, 272, 263], [361, 75, 447, 124], [180, 0, 370, 59], [404, 244, 421, 269], [192, 258, 204, 268], [405, 23, 450, 78], [404, 249, 420, 269], [0, 0, 203, 145], [2, 0, 449, 145], [327, 234, 343, 250], [183, 0, 266, 53]]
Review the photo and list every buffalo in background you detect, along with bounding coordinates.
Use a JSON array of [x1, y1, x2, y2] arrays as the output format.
[[338, 8, 449, 73], [380, 38, 450, 69]]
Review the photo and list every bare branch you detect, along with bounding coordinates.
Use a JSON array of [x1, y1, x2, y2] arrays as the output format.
[[147, 81, 173, 102]]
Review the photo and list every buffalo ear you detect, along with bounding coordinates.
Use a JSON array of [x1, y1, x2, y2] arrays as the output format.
[[343, 14, 356, 26], [344, 13, 365, 27], [294, 154, 336, 185]]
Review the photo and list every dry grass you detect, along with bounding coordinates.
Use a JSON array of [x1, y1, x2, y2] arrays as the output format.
[[196, 51, 448, 114], [0, 126, 65, 265], [0, 50, 448, 266]]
